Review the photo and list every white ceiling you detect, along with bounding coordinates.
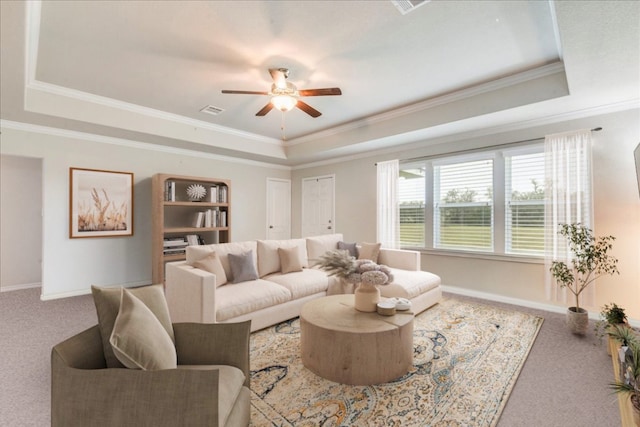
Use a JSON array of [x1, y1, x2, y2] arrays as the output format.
[[1, 1, 639, 165]]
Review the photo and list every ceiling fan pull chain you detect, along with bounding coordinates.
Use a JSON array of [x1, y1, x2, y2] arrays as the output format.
[[281, 111, 287, 141]]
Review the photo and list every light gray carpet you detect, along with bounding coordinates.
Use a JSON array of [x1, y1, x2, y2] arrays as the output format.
[[0, 287, 621, 427]]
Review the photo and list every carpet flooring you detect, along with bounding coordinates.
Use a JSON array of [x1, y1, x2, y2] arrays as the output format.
[[0, 287, 621, 426], [249, 297, 542, 426]]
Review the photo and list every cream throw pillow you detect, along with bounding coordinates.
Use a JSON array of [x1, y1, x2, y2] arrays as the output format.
[[358, 242, 382, 263], [193, 251, 228, 286], [278, 246, 303, 274], [110, 289, 177, 370], [91, 284, 174, 368]]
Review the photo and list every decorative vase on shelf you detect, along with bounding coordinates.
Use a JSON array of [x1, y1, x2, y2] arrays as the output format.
[[354, 283, 380, 312]]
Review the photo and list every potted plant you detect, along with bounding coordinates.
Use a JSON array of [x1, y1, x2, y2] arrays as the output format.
[[549, 223, 619, 334], [608, 325, 640, 425], [595, 303, 628, 352], [317, 249, 393, 312]]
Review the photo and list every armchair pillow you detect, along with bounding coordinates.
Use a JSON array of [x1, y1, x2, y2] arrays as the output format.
[[110, 289, 177, 370], [228, 250, 259, 283], [91, 284, 174, 368], [193, 251, 228, 286]]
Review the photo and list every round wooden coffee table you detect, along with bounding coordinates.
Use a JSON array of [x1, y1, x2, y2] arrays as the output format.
[[300, 294, 414, 385]]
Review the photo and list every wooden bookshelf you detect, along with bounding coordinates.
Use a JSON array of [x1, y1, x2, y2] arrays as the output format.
[[152, 173, 230, 283]]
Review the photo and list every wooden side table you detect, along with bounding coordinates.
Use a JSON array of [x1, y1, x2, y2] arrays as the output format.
[[300, 294, 414, 385]]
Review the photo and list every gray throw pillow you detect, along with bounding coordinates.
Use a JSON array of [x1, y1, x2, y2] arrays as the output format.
[[228, 250, 259, 283], [338, 241, 358, 257]]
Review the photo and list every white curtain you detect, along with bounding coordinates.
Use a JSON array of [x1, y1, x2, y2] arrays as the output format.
[[376, 160, 400, 249], [544, 129, 594, 306]]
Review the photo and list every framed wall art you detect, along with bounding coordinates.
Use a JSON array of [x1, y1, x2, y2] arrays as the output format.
[[69, 168, 134, 238]]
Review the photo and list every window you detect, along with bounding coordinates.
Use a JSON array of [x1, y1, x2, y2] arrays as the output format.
[[399, 142, 545, 257], [399, 166, 426, 247], [434, 158, 493, 251], [505, 150, 545, 255]]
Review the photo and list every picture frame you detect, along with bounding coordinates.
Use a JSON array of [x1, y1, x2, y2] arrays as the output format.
[[69, 167, 134, 238]]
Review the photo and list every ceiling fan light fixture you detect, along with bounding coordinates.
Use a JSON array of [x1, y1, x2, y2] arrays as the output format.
[[271, 94, 297, 112]]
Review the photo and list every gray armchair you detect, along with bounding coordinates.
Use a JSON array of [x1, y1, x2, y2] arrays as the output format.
[[51, 321, 251, 427]]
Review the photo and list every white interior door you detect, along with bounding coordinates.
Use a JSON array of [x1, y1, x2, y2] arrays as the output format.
[[266, 178, 291, 240], [302, 175, 335, 237]]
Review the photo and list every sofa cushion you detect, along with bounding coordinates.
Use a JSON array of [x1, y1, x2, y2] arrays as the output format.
[[278, 246, 304, 274], [379, 268, 441, 299], [215, 279, 292, 321], [193, 251, 228, 286], [110, 289, 177, 370], [264, 268, 329, 299], [228, 250, 259, 283], [306, 233, 344, 266], [186, 241, 257, 280], [338, 241, 358, 257], [91, 284, 174, 368], [178, 365, 245, 427], [358, 242, 382, 263], [257, 239, 308, 277]]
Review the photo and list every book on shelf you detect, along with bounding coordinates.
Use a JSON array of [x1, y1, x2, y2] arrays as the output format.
[[219, 185, 228, 203], [209, 185, 218, 203], [164, 180, 176, 202], [185, 234, 201, 246], [208, 184, 228, 203], [163, 248, 186, 255], [192, 211, 205, 228], [163, 237, 187, 247]]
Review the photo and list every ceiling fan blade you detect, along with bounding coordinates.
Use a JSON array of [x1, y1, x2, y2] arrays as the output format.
[[256, 103, 274, 116], [221, 90, 269, 95], [296, 100, 322, 118], [298, 88, 342, 97], [269, 68, 288, 89]]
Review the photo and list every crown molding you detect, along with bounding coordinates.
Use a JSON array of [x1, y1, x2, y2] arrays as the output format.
[[291, 98, 640, 170], [0, 119, 291, 170], [286, 62, 567, 147], [25, 80, 282, 146]]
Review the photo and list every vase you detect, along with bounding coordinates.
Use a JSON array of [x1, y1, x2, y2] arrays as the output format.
[[566, 307, 589, 335], [354, 283, 380, 312]]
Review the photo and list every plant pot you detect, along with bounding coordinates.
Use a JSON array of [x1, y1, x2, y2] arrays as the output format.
[[354, 284, 380, 312], [566, 307, 589, 335]]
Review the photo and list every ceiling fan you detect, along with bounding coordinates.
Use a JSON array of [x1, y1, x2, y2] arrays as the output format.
[[222, 68, 342, 118]]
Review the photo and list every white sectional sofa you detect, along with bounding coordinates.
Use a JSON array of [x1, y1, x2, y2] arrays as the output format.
[[165, 233, 441, 332]]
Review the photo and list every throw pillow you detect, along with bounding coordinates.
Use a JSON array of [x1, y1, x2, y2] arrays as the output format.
[[278, 246, 304, 274], [338, 241, 358, 257], [358, 242, 382, 263], [193, 251, 228, 286], [228, 250, 259, 283], [110, 289, 177, 370], [91, 284, 174, 368]]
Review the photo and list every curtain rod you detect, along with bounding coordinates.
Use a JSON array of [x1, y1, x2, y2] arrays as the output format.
[[375, 127, 603, 165]]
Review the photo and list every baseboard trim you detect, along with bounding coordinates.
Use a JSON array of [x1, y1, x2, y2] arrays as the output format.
[[39, 280, 151, 301], [0, 282, 41, 292], [441, 285, 640, 328]]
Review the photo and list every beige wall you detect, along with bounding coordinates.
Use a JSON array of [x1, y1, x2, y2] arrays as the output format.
[[0, 125, 289, 299], [292, 108, 640, 320]]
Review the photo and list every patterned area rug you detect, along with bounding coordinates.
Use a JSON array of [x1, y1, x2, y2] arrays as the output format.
[[249, 297, 543, 427]]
